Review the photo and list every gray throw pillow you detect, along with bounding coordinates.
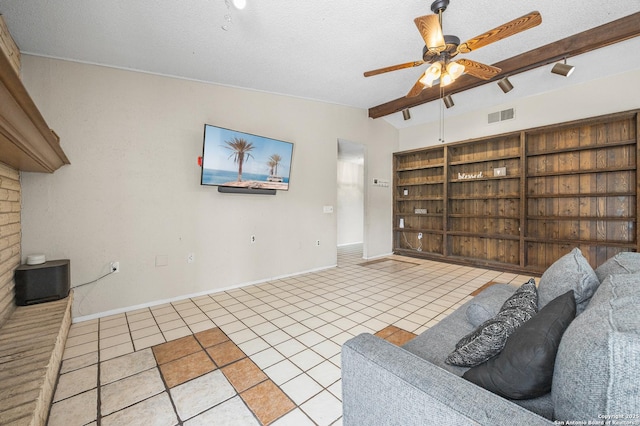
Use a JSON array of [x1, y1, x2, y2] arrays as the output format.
[[537, 248, 599, 315], [594, 252, 640, 283], [446, 279, 538, 367]]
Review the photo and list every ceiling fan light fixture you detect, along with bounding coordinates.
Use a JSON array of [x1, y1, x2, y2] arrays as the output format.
[[441, 70, 453, 86], [497, 77, 514, 93], [446, 62, 465, 80], [402, 109, 411, 120], [232, 0, 247, 9], [419, 62, 442, 86], [551, 58, 575, 77], [443, 94, 454, 108], [419, 72, 434, 87]]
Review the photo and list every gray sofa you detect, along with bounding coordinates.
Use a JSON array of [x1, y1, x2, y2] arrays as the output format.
[[342, 250, 640, 425]]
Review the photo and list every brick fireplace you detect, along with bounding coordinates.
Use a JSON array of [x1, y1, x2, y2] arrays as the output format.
[[0, 161, 20, 326]]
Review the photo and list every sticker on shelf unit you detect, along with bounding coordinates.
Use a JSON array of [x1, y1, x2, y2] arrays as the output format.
[[458, 171, 483, 180]]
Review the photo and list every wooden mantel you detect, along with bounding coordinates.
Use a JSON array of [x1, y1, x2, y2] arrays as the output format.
[[0, 47, 69, 173]]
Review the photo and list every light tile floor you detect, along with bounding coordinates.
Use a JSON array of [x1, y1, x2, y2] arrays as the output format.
[[48, 245, 532, 425]]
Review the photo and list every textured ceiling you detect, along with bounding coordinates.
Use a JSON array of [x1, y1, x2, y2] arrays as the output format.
[[0, 0, 639, 128]]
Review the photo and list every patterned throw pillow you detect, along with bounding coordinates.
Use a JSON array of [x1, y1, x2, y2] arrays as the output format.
[[446, 278, 538, 367]]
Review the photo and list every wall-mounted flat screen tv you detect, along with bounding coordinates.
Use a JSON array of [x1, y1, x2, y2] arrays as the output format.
[[201, 124, 294, 191]]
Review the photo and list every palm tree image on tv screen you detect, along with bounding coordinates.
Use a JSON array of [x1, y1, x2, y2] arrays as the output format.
[[201, 125, 294, 190]]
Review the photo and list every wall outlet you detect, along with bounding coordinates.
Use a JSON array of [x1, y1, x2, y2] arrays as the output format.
[[316, 240, 320, 246], [494, 167, 507, 176], [110, 261, 120, 273], [187, 253, 195, 263], [250, 235, 256, 244]]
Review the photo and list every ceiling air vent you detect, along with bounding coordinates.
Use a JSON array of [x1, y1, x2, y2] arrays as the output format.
[[488, 108, 515, 124]]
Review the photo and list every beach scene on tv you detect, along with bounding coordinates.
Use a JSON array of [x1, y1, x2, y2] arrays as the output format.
[[201, 125, 293, 190]]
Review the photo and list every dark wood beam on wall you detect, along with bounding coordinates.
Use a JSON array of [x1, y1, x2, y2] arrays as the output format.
[[368, 11, 640, 119]]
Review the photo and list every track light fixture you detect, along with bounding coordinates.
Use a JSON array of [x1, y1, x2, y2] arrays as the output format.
[[551, 58, 575, 77], [497, 77, 514, 93], [443, 94, 454, 109], [402, 109, 411, 121]]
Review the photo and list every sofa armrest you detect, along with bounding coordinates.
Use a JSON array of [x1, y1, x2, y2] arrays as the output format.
[[342, 333, 553, 426]]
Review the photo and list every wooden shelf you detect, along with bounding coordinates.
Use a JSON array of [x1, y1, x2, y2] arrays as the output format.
[[527, 215, 636, 222], [449, 176, 520, 183], [524, 237, 636, 248], [448, 194, 520, 200], [526, 192, 635, 199], [397, 180, 444, 186], [0, 45, 69, 172], [396, 196, 443, 201], [527, 165, 635, 178], [450, 214, 520, 219], [393, 109, 639, 273], [446, 231, 520, 240], [395, 228, 443, 233], [394, 248, 444, 257], [396, 163, 444, 172], [525, 139, 636, 157], [449, 154, 520, 166], [396, 213, 443, 218]]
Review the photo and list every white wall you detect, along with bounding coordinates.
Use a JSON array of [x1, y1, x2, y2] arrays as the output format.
[[20, 56, 398, 318], [337, 159, 364, 246], [399, 69, 640, 150]]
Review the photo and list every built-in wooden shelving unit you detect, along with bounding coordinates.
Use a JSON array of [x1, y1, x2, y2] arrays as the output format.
[[393, 110, 639, 273]]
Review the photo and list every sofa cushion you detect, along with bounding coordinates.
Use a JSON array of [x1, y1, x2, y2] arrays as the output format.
[[552, 272, 640, 422], [466, 303, 496, 327], [445, 279, 537, 367], [594, 251, 640, 283], [537, 247, 599, 315], [463, 290, 575, 399]]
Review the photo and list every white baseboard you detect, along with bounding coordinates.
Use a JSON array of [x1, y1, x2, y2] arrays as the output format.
[[73, 263, 338, 323]]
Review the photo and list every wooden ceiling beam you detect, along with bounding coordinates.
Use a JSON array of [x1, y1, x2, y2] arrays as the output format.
[[368, 11, 640, 119]]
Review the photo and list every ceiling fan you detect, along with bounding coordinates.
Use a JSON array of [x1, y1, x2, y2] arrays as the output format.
[[364, 0, 542, 98]]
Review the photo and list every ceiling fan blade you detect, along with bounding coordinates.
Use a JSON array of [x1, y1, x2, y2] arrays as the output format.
[[414, 14, 446, 52], [406, 75, 427, 98], [456, 59, 501, 80], [364, 60, 425, 77], [457, 11, 542, 53]]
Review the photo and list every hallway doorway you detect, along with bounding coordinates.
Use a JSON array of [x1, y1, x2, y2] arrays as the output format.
[[337, 139, 365, 256]]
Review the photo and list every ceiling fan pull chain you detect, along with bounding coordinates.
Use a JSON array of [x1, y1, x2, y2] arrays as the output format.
[[439, 86, 442, 143]]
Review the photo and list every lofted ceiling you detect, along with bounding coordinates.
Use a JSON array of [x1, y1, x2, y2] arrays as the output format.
[[0, 0, 639, 129]]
